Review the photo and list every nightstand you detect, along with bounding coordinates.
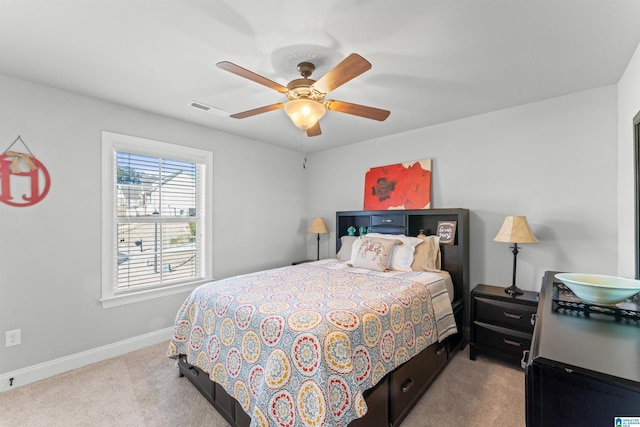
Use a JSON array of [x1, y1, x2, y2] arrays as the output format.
[[470, 284, 538, 367]]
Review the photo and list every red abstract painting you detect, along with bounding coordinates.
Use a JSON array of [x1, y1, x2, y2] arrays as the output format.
[[363, 159, 431, 210]]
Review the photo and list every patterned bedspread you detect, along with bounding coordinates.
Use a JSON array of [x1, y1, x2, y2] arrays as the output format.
[[167, 260, 457, 427]]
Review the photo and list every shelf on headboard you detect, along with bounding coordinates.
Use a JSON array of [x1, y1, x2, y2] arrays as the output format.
[[336, 209, 467, 249]]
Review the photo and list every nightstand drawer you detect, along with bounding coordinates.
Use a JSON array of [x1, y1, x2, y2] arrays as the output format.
[[474, 322, 532, 359], [475, 296, 536, 332]]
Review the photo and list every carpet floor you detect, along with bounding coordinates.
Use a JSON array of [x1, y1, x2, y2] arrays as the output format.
[[0, 343, 525, 426]]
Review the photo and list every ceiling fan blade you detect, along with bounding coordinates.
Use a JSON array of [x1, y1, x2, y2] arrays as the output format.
[[217, 61, 288, 93], [312, 53, 372, 94], [325, 100, 390, 121], [306, 121, 322, 137], [230, 103, 285, 119]]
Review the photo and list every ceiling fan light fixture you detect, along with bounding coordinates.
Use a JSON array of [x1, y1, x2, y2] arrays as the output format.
[[283, 98, 326, 130]]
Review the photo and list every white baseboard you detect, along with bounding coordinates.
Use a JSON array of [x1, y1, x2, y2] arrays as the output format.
[[0, 327, 174, 393]]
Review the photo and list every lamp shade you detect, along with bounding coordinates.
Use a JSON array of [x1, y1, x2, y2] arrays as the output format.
[[494, 216, 539, 244], [284, 99, 326, 130], [308, 217, 329, 234]]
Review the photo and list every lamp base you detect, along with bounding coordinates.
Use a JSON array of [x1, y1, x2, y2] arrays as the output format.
[[504, 284, 524, 296]]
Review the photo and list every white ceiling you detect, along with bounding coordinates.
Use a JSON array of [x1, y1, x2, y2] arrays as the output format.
[[1, 0, 640, 152]]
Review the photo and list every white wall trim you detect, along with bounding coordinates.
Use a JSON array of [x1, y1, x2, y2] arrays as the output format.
[[0, 327, 173, 393]]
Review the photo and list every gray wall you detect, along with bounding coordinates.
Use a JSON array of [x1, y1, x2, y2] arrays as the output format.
[[2, 38, 639, 377], [305, 85, 619, 292], [0, 74, 307, 373]]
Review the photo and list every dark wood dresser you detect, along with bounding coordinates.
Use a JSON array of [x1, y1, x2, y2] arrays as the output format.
[[525, 271, 640, 426]]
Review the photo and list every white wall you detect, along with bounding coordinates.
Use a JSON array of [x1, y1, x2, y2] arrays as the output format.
[[306, 86, 619, 291], [617, 42, 640, 278], [0, 74, 306, 373]]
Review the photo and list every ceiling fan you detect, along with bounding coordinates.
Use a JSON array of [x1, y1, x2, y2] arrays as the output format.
[[216, 53, 390, 137]]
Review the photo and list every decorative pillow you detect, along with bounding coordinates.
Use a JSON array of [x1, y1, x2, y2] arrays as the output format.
[[336, 235, 359, 262], [411, 235, 441, 271], [350, 237, 399, 271], [365, 233, 423, 271]]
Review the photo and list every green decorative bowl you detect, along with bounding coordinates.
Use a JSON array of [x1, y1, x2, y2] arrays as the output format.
[[555, 273, 640, 305]]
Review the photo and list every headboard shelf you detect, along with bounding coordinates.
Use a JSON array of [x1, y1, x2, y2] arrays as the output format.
[[336, 208, 470, 344]]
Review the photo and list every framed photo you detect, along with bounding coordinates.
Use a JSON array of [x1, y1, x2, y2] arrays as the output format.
[[437, 221, 457, 245]]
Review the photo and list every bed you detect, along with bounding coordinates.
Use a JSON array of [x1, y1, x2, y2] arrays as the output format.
[[168, 208, 469, 427]]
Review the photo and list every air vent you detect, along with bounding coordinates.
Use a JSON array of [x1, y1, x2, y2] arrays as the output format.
[[189, 101, 228, 116]]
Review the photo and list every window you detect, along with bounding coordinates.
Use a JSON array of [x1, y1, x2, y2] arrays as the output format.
[[101, 131, 213, 308]]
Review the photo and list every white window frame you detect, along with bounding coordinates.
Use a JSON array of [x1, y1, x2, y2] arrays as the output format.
[[101, 131, 213, 308]]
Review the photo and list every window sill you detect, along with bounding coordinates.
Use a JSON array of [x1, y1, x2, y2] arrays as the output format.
[[100, 279, 213, 309]]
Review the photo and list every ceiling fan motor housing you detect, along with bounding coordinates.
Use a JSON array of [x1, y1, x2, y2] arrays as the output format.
[[286, 78, 324, 102], [286, 62, 325, 102]]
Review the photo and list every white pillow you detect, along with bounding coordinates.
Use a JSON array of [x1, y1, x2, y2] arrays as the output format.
[[365, 233, 423, 272]]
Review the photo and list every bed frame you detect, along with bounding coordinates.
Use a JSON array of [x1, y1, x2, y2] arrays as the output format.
[[177, 208, 469, 427]]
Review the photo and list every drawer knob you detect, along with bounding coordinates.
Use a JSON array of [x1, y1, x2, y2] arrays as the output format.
[[503, 311, 522, 320], [436, 345, 446, 356], [401, 378, 414, 393], [503, 338, 522, 347], [382, 219, 393, 223]]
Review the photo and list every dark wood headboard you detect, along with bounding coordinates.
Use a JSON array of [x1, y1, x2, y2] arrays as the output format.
[[336, 209, 470, 345]]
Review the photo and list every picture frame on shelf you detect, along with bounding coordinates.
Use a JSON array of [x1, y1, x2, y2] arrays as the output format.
[[437, 221, 456, 244]]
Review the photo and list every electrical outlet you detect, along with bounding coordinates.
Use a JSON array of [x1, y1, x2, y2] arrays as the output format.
[[5, 329, 21, 347]]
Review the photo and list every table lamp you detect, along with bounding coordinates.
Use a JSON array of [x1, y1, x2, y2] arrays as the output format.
[[494, 216, 539, 295], [308, 217, 329, 260]]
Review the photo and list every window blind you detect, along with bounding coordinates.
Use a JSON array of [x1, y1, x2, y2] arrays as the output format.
[[114, 151, 204, 291]]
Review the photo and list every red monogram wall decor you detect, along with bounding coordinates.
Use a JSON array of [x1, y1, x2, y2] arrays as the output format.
[[0, 136, 51, 207]]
